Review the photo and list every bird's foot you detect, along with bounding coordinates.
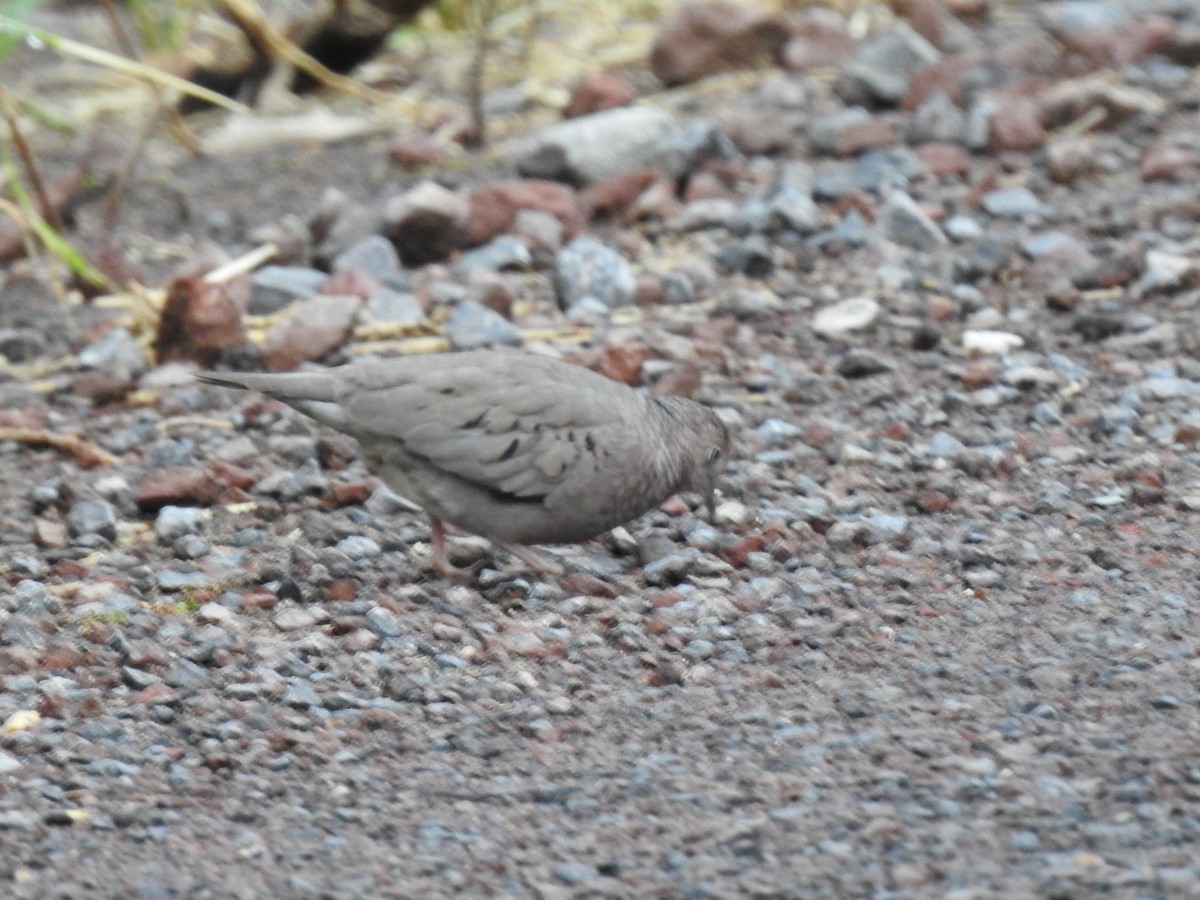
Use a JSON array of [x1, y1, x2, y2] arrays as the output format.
[[493, 541, 564, 576], [424, 518, 487, 582]]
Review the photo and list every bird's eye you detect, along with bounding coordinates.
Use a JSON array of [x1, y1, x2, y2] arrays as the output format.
[[706, 446, 723, 464]]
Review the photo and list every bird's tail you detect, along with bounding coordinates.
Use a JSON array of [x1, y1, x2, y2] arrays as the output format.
[[196, 371, 339, 402], [196, 370, 348, 430]]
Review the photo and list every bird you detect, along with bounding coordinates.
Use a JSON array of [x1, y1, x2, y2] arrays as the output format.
[[196, 349, 732, 577]]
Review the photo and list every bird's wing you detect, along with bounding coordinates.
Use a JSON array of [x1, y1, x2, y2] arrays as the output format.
[[342, 358, 625, 500]]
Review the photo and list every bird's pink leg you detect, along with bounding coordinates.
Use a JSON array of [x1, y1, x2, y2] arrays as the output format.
[[427, 519, 560, 579], [429, 518, 464, 579]]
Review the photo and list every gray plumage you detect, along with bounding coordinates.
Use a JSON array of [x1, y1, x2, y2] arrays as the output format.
[[197, 349, 731, 568]]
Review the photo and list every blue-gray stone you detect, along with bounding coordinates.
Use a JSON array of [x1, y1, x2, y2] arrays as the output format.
[[364, 288, 425, 327], [156, 506, 206, 543], [249, 266, 326, 315], [981, 188, 1050, 219], [446, 299, 521, 350], [554, 236, 636, 309], [332, 235, 401, 279], [67, 499, 118, 541]]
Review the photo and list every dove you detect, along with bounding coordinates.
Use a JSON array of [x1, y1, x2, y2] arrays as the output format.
[[197, 349, 731, 576]]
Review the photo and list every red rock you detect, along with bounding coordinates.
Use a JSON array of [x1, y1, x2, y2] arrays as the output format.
[[634, 273, 664, 307], [1060, 17, 1174, 68], [1175, 425, 1200, 445], [259, 294, 362, 371], [388, 135, 449, 167], [36, 693, 68, 719], [75, 695, 106, 717], [53, 558, 89, 579], [917, 490, 953, 513], [690, 317, 738, 346], [802, 423, 836, 448], [1140, 143, 1200, 183], [125, 639, 169, 668], [314, 434, 358, 471], [0, 407, 46, 429], [659, 495, 691, 516], [564, 71, 635, 118], [134, 683, 179, 706], [358, 709, 402, 730], [580, 170, 662, 223], [897, 0, 958, 49], [327, 479, 373, 506], [241, 587, 280, 610], [469, 270, 515, 318], [323, 579, 358, 603], [466, 180, 585, 246], [645, 617, 670, 636], [2, 646, 39, 672], [988, 95, 1045, 151], [994, 33, 1062, 75], [601, 343, 651, 385], [651, 0, 790, 86], [780, 6, 853, 70], [961, 362, 996, 389], [319, 269, 377, 299], [723, 107, 800, 156], [721, 534, 767, 568], [40, 643, 87, 670], [829, 117, 898, 156], [649, 589, 686, 609], [154, 276, 247, 366], [683, 169, 736, 203], [72, 369, 135, 405], [903, 53, 979, 109], [208, 460, 257, 491], [136, 466, 221, 511], [651, 362, 702, 398], [943, 0, 987, 16], [915, 142, 970, 176], [629, 177, 682, 222]]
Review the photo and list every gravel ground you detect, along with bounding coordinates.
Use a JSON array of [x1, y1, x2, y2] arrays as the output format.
[[4, 1, 1200, 897]]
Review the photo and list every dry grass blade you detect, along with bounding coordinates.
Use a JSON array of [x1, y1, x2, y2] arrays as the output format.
[[0, 427, 118, 467], [0, 15, 251, 112], [217, 0, 393, 104]]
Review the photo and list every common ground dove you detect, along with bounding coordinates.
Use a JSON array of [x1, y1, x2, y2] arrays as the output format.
[[197, 349, 731, 575]]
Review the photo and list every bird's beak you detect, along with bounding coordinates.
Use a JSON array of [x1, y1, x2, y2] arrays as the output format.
[[704, 484, 716, 519]]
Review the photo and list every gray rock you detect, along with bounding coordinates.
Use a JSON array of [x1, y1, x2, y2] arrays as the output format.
[[67, 499, 118, 542], [554, 236, 636, 309], [78, 327, 147, 376], [907, 90, 967, 144], [453, 236, 533, 274], [155, 506, 206, 543], [363, 289, 426, 327], [981, 187, 1051, 219], [446, 299, 521, 350], [843, 22, 941, 106], [515, 106, 688, 184], [332, 235, 401, 279], [249, 266, 326, 315], [880, 189, 947, 250]]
